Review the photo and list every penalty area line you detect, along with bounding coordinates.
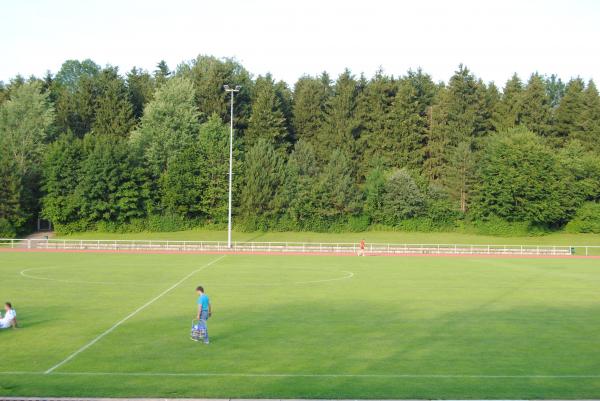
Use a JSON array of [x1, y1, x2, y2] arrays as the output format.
[[44, 255, 226, 375], [2, 371, 600, 379]]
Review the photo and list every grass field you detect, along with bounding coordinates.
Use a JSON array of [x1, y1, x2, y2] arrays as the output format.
[[2, 251, 600, 399]]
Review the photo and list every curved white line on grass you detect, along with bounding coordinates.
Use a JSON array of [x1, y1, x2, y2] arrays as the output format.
[[294, 270, 354, 285], [19, 267, 139, 285], [19, 267, 159, 286], [44, 255, 226, 374], [2, 370, 600, 379]]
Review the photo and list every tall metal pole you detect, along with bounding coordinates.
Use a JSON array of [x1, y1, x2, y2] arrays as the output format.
[[224, 85, 240, 249], [227, 90, 234, 249]]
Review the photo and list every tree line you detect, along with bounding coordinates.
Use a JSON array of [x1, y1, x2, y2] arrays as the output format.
[[1, 55, 600, 237]]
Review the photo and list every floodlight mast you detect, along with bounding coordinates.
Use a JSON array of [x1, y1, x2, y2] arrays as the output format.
[[224, 85, 240, 249]]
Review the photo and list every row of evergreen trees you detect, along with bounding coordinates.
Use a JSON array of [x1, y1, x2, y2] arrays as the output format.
[[1, 55, 600, 236]]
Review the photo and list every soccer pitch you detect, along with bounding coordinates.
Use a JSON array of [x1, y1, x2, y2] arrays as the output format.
[[2, 251, 600, 399]]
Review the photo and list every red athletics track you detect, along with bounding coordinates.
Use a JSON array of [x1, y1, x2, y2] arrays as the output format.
[[1, 247, 599, 259]]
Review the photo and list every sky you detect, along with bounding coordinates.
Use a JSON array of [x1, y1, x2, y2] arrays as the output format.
[[2, 0, 600, 86]]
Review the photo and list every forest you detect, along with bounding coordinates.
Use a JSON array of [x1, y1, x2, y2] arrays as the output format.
[[1, 55, 600, 237]]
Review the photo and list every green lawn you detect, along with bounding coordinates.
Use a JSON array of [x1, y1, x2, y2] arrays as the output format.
[[59, 228, 600, 246], [2, 251, 600, 398]]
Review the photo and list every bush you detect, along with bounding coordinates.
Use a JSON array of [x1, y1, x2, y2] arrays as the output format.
[[465, 216, 550, 236], [472, 128, 575, 225], [347, 215, 370, 232], [54, 214, 202, 234], [146, 214, 196, 232], [53, 220, 94, 235], [395, 217, 457, 232], [382, 169, 426, 224], [566, 202, 600, 233], [0, 219, 16, 238], [426, 199, 462, 226]]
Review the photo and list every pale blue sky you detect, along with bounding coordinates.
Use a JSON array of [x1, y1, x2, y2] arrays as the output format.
[[2, 0, 600, 85]]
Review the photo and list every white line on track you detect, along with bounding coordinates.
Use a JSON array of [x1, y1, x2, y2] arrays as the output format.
[[44, 255, 226, 375], [2, 371, 600, 379]]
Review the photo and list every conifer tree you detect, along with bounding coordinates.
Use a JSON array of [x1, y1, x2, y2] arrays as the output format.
[[318, 70, 361, 163], [197, 115, 235, 222], [554, 78, 585, 140], [282, 140, 321, 228], [291, 75, 330, 146], [423, 88, 449, 181], [424, 65, 486, 180], [521, 74, 553, 137], [545, 74, 566, 107], [444, 140, 476, 213], [316, 149, 359, 219], [240, 138, 285, 226], [154, 60, 171, 87], [494, 74, 523, 131], [572, 80, 600, 150], [127, 67, 155, 120], [75, 135, 149, 224], [390, 69, 436, 170], [356, 70, 398, 169], [41, 133, 83, 225], [92, 68, 135, 137], [245, 74, 290, 151]]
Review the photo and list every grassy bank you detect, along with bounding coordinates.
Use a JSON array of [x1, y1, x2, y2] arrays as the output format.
[[57, 228, 600, 246]]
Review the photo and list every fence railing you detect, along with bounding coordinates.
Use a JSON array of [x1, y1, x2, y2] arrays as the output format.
[[1, 238, 599, 256]]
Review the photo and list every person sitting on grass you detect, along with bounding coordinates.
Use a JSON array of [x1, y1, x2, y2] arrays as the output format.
[[0, 302, 17, 329], [195, 286, 211, 344]]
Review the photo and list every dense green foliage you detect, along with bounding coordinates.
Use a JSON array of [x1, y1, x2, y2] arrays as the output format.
[[1, 56, 600, 236], [4, 252, 600, 398]]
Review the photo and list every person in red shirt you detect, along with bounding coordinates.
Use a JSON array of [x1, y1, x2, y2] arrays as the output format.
[[359, 239, 366, 256]]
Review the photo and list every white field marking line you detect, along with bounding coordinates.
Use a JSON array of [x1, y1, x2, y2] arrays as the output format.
[[294, 270, 354, 285], [44, 255, 226, 375], [20, 267, 159, 286], [2, 370, 600, 379]]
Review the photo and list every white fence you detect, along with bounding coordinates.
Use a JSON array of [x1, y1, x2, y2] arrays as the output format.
[[1, 238, 599, 256]]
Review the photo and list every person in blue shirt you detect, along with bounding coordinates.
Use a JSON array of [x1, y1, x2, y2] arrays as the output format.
[[195, 286, 211, 344]]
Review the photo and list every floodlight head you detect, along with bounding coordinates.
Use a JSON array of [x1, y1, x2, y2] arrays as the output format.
[[223, 85, 230, 91], [235, 85, 241, 91]]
